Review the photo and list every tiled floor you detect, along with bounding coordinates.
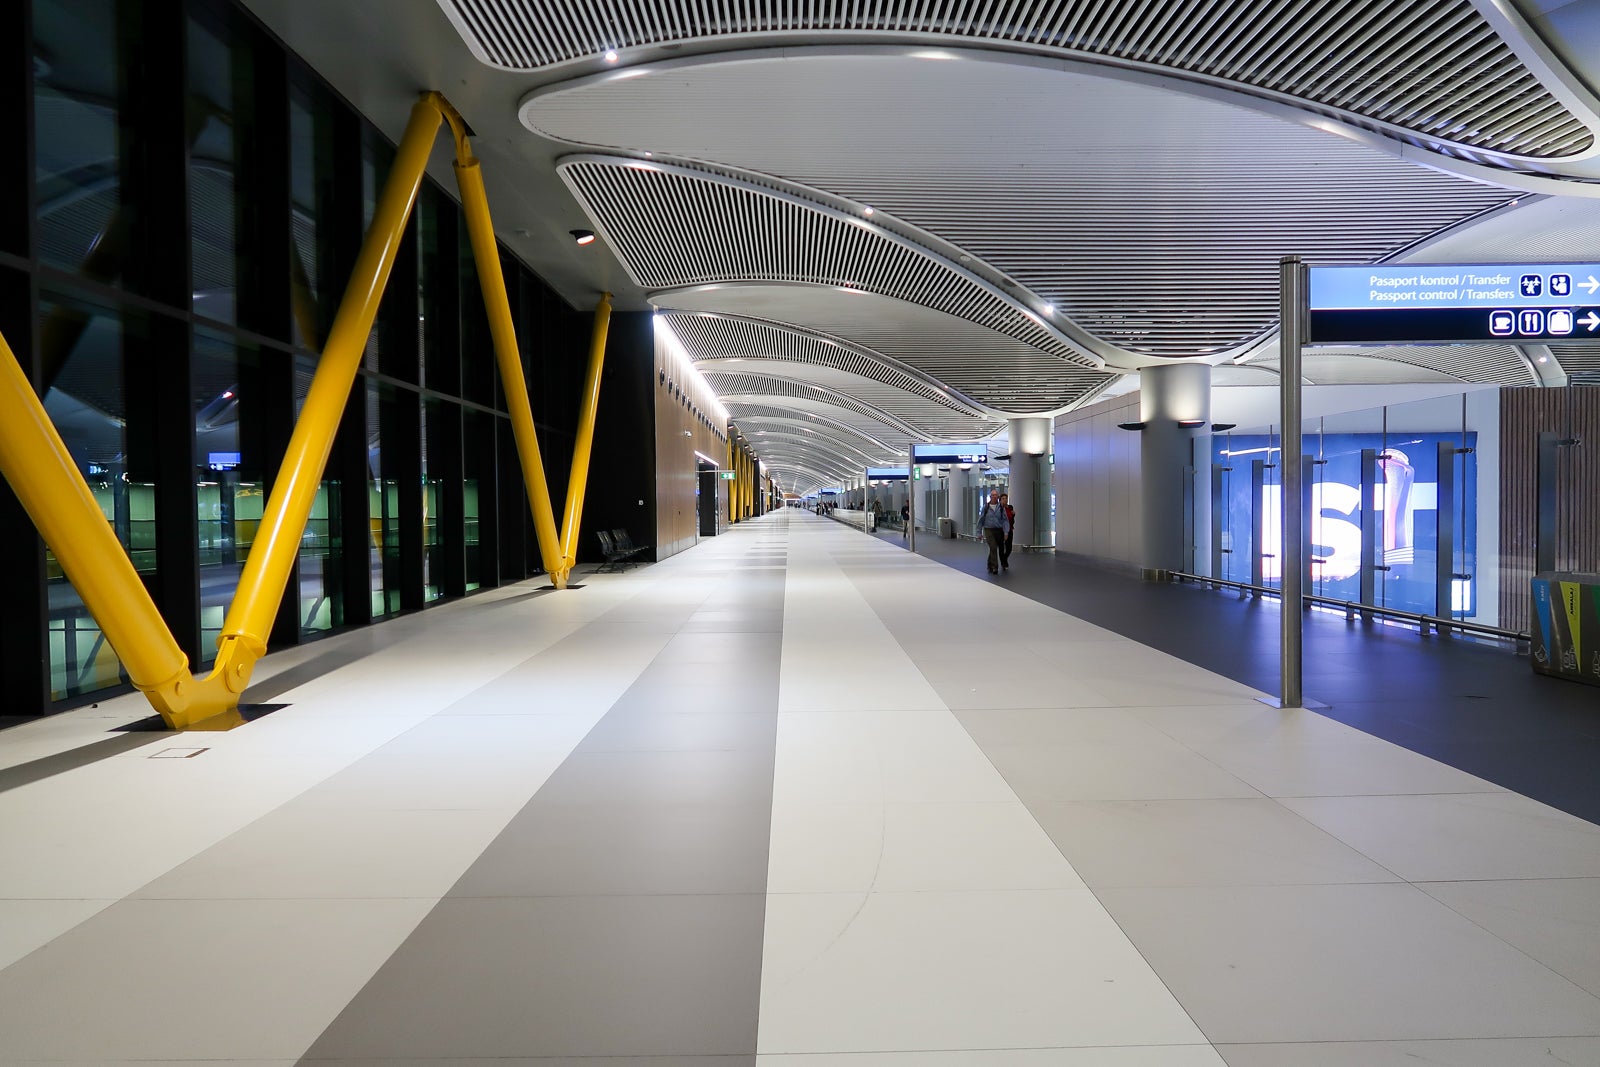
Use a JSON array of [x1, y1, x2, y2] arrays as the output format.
[[1, 510, 1598, 1065]]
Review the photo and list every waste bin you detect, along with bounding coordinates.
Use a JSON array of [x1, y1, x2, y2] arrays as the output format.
[[1531, 572, 1600, 687], [938, 517, 955, 539]]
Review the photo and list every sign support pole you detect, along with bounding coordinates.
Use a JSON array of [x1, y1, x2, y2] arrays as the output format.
[[908, 447, 917, 552], [1272, 256, 1307, 710]]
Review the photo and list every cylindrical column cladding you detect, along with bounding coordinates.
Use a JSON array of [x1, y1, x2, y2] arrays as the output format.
[[946, 465, 969, 533], [1006, 417, 1052, 548], [1139, 363, 1212, 576]]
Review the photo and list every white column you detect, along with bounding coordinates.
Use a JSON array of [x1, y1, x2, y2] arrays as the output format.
[[1139, 363, 1212, 576]]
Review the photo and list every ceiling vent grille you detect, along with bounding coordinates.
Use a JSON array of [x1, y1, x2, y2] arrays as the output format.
[[443, 0, 1592, 158]]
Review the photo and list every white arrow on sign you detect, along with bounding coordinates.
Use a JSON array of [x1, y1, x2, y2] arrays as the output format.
[[1583, 275, 1600, 295], [1582, 312, 1600, 332]]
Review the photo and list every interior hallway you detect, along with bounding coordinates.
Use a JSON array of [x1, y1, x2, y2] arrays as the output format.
[[1, 509, 1598, 1065]]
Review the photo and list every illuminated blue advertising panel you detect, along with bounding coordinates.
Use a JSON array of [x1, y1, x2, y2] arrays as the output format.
[[1214, 432, 1477, 616]]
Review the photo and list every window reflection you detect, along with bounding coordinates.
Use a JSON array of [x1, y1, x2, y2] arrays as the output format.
[[188, 10, 238, 326], [39, 293, 135, 698]]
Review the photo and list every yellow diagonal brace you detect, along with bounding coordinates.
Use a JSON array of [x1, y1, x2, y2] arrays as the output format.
[[213, 93, 446, 691], [558, 293, 613, 579], [0, 328, 192, 702], [449, 137, 565, 586]]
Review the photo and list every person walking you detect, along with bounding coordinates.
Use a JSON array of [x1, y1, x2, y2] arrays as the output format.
[[979, 489, 1008, 574], [999, 491, 1016, 571], [900, 501, 910, 539]]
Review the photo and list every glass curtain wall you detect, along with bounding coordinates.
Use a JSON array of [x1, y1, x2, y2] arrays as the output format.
[[4, 0, 575, 717]]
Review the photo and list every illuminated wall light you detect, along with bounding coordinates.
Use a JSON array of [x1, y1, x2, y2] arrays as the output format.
[[570, 229, 596, 245]]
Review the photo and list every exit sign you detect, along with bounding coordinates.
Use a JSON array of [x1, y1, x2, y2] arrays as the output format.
[[719, 471, 735, 480]]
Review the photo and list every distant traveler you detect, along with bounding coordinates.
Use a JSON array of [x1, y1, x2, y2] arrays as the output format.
[[999, 492, 1015, 571], [901, 502, 910, 539], [978, 489, 1008, 574]]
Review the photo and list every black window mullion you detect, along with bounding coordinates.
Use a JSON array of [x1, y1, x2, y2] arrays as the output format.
[[0, 265, 49, 715], [0, 0, 31, 257]]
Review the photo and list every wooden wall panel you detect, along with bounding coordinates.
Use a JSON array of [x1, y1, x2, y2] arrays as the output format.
[[1498, 388, 1600, 634]]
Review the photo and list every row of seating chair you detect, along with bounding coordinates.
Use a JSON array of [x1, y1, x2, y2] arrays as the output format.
[[596, 528, 649, 572]]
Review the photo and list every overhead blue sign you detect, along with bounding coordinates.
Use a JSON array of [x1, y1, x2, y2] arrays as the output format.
[[867, 467, 910, 480], [914, 443, 989, 464], [1308, 263, 1600, 342]]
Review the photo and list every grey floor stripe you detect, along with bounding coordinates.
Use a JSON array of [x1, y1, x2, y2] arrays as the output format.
[[297, 527, 788, 1066]]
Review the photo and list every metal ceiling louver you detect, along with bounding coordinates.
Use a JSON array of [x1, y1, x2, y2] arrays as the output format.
[[441, 0, 1593, 159], [558, 158, 1096, 370], [1546, 343, 1600, 381]]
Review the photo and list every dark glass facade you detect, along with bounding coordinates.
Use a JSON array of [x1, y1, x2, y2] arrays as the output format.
[[0, 0, 588, 717]]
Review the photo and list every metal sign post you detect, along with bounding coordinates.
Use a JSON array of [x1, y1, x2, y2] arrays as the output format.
[[908, 447, 917, 552], [1272, 257, 1306, 710]]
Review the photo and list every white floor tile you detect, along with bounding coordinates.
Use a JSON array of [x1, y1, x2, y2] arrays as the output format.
[[134, 806, 512, 899], [759, 1048, 1228, 1065], [758, 889, 1207, 1053], [1418, 878, 1600, 998], [0, 898, 115, 970], [0, 898, 434, 1061], [1099, 882, 1600, 1043], [1281, 793, 1600, 880], [1188, 737, 1503, 797], [1030, 798, 1400, 887], [1215, 1037, 1600, 1066], [767, 802, 1085, 894]]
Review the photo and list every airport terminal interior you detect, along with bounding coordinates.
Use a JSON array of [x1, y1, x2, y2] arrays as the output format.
[[2, 1, 1600, 1064]]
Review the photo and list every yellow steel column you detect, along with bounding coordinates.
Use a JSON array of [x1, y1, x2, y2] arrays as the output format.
[[448, 121, 566, 585], [0, 329, 192, 707], [215, 94, 445, 691], [558, 293, 613, 580]]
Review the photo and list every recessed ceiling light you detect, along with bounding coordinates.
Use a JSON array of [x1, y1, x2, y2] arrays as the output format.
[[570, 229, 596, 245], [1042, 304, 1055, 315], [1538, 355, 1548, 362], [604, 49, 619, 62], [863, 206, 874, 216]]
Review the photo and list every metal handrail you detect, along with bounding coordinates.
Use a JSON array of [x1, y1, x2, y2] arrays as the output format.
[[1166, 570, 1530, 645]]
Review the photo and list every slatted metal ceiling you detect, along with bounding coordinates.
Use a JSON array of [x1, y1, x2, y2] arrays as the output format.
[[560, 160, 1097, 370], [1545, 343, 1600, 380], [533, 56, 1517, 360], [663, 311, 989, 416], [443, 0, 1592, 159], [656, 283, 1116, 413]]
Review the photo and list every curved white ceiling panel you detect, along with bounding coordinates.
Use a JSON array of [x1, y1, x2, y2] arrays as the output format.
[[534, 54, 1519, 360], [654, 283, 1116, 414], [722, 404, 904, 452], [445, 0, 1598, 162], [1244, 344, 1537, 385], [698, 362, 1000, 441], [661, 311, 993, 417], [721, 396, 915, 450]]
